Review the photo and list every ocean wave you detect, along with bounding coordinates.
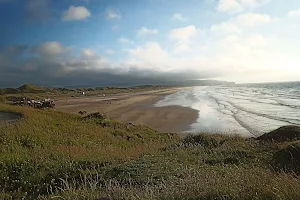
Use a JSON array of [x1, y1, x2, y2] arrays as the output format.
[[156, 83, 300, 136]]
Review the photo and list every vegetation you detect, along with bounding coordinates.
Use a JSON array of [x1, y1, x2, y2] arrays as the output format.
[[258, 125, 300, 142], [0, 84, 172, 104], [1, 104, 300, 199], [17, 84, 45, 93], [272, 141, 300, 174]]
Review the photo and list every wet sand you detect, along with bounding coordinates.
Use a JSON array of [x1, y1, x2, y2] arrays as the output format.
[[55, 89, 199, 133]]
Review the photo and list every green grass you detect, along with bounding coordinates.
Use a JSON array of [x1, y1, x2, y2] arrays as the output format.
[[0, 84, 172, 103], [17, 84, 45, 93], [1, 104, 300, 199]]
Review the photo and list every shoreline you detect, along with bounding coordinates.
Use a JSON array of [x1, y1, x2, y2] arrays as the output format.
[[55, 89, 199, 133]]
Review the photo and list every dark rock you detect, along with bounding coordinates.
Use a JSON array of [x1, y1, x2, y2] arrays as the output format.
[[78, 110, 87, 115], [257, 126, 300, 142]]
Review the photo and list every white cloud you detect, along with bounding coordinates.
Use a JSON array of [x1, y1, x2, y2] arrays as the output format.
[[137, 27, 159, 36], [128, 42, 167, 61], [118, 37, 133, 44], [234, 13, 274, 27], [172, 14, 186, 21], [123, 13, 300, 83], [106, 50, 115, 55], [34, 42, 72, 56], [127, 42, 170, 70], [209, 13, 274, 35], [125, 42, 223, 76], [173, 42, 191, 53], [219, 34, 267, 47], [245, 34, 267, 46], [59, 49, 110, 72], [62, 6, 91, 21], [82, 49, 97, 58], [169, 25, 199, 54], [217, 0, 271, 14], [106, 9, 121, 20], [210, 21, 241, 34], [218, 0, 242, 13], [169, 25, 197, 41], [288, 9, 300, 17]]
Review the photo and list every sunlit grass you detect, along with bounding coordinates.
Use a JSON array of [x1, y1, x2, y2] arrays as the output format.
[[1, 103, 300, 199]]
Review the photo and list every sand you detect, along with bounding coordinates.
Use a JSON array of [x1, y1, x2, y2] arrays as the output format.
[[55, 89, 199, 133]]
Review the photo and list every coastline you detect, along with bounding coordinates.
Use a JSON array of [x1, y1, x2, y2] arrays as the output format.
[[55, 89, 199, 133]]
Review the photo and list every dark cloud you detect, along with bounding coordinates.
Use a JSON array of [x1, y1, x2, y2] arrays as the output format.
[[0, 0, 21, 3], [0, 0, 52, 21], [0, 44, 219, 88], [25, 0, 52, 21], [32, 42, 72, 57], [0, 0, 15, 3], [1, 45, 29, 55]]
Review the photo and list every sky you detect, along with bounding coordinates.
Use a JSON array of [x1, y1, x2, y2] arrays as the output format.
[[0, 0, 300, 87]]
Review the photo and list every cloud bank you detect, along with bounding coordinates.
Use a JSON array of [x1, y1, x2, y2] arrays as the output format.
[[0, 42, 215, 87]]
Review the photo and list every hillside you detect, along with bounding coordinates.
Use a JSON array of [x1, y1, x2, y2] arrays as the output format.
[[0, 84, 171, 105], [257, 126, 300, 142], [17, 84, 46, 93], [0, 88, 20, 95], [0, 80, 234, 95], [0, 84, 46, 95], [0, 84, 169, 96], [1, 104, 300, 199]]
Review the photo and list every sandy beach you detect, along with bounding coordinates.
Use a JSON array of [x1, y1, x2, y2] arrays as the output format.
[[55, 89, 199, 133]]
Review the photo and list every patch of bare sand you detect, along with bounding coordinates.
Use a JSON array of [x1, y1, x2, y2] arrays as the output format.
[[55, 89, 198, 133]]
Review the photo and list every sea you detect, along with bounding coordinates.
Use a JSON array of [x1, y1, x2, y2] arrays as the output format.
[[155, 82, 300, 137]]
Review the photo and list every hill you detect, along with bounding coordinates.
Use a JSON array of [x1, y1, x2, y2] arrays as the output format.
[[1, 104, 300, 199], [0, 88, 20, 95], [17, 84, 46, 93], [0, 84, 168, 96], [0, 84, 46, 95], [257, 126, 300, 142]]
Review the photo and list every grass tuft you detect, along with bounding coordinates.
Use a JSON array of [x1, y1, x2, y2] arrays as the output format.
[[272, 141, 300, 174]]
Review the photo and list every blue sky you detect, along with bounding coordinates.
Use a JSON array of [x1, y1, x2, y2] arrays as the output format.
[[1, 0, 217, 51], [1, 0, 300, 86]]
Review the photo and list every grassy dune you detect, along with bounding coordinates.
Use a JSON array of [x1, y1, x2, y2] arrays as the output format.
[[0, 84, 171, 103], [1, 104, 300, 199]]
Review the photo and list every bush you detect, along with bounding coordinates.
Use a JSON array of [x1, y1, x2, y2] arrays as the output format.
[[272, 141, 300, 174], [182, 134, 225, 148]]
